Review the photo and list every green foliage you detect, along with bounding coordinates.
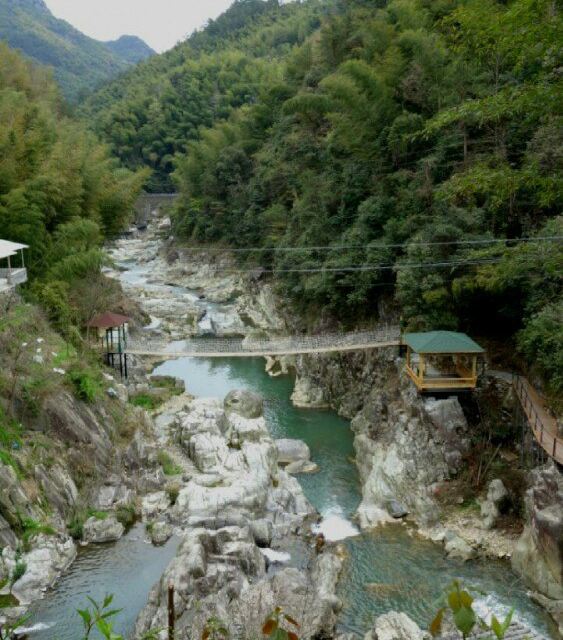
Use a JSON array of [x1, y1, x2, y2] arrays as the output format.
[[66, 367, 102, 403], [130, 394, 160, 410], [115, 504, 136, 529], [77, 594, 123, 640], [87, 509, 109, 521], [0, 0, 153, 101], [21, 517, 56, 549], [202, 617, 229, 640], [262, 606, 300, 640], [0, 42, 147, 338], [0, 612, 28, 638], [157, 451, 182, 476], [67, 515, 85, 541], [430, 581, 514, 639], [11, 559, 27, 587]]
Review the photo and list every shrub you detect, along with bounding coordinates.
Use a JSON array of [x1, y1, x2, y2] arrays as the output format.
[[87, 509, 109, 521], [11, 560, 26, 586], [68, 516, 84, 541], [129, 394, 158, 410], [115, 504, 136, 528], [157, 451, 182, 476], [67, 367, 101, 403], [166, 484, 180, 506], [21, 517, 56, 549]]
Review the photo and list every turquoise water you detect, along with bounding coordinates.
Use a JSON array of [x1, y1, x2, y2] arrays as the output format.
[[28, 524, 180, 639], [153, 356, 556, 637]]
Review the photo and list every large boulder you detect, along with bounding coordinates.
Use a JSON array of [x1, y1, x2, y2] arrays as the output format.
[[275, 439, 311, 464], [291, 375, 328, 409], [365, 611, 429, 640], [480, 478, 509, 530], [224, 390, 263, 419], [82, 516, 124, 544], [444, 531, 476, 561]]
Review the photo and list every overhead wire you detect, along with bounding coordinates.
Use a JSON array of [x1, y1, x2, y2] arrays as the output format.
[[182, 235, 563, 254]]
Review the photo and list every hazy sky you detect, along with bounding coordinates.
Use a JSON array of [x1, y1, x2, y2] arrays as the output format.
[[44, 0, 234, 52]]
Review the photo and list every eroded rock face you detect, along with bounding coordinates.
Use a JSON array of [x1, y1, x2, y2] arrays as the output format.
[[512, 464, 563, 601]]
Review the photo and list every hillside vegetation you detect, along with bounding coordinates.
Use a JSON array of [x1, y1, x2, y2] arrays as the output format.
[[85, 0, 561, 392], [0, 43, 147, 336], [80, 0, 330, 191], [0, 0, 154, 101]]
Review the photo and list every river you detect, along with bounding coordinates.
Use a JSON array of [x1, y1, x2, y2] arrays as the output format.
[[26, 237, 556, 638]]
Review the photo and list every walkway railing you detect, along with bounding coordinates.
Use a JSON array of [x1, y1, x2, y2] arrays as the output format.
[[513, 374, 562, 465], [126, 326, 401, 358]]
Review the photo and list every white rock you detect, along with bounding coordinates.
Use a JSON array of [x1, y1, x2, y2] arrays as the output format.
[[82, 516, 124, 544]]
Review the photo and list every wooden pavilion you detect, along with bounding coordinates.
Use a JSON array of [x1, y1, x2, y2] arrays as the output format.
[[87, 312, 131, 377], [403, 331, 485, 392], [0, 240, 28, 293]]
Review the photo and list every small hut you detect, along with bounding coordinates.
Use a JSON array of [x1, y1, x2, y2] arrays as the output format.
[[87, 312, 131, 377], [403, 331, 484, 392]]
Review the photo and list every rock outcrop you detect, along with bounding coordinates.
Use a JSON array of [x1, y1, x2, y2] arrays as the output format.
[[136, 526, 343, 638], [512, 463, 562, 603], [291, 349, 470, 528], [365, 611, 429, 640]]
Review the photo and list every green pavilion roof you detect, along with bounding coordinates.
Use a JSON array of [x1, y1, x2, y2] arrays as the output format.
[[403, 331, 484, 354]]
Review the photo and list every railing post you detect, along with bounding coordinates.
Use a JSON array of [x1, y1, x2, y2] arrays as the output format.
[[168, 581, 175, 640]]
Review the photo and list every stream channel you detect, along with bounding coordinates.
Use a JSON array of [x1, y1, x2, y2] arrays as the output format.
[[27, 244, 555, 639]]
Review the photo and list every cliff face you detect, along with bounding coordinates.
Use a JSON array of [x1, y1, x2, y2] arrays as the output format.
[[512, 464, 563, 598]]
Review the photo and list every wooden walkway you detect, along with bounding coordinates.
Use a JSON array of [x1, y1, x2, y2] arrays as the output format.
[[126, 327, 401, 358], [513, 374, 562, 465]]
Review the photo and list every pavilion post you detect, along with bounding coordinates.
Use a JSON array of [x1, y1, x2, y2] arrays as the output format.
[[6, 255, 11, 284]]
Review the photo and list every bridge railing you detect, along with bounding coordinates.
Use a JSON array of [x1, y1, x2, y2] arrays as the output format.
[[513, 374, 562, 464], [126, 326, 402, 356]]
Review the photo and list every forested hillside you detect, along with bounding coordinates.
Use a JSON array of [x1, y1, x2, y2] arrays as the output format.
[[0, 43, 147, 334], [80, 0, 330, 191], [83, 0, 561, 393], [0, 0, 154, 101]]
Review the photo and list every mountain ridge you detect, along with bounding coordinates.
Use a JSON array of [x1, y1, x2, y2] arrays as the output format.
[[0, 0, 155, 100]]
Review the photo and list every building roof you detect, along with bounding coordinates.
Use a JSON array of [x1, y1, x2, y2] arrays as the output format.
[[0, 240, 28, 260], [403, 331, 484, 354], [87, 312, 131, 329]]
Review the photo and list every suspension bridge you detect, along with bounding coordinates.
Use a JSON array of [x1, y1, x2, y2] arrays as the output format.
[[125, 327, 402, 358]]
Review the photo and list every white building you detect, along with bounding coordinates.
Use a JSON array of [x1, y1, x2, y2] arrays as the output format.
[[0, 240, 28, 293]]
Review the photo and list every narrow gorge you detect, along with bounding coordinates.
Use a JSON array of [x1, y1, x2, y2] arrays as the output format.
[[15, 212, 558, 638]]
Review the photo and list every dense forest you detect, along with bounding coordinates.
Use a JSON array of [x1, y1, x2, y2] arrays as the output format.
[[0, 43, 147, 336], [43, 0, 563, 392], [0, 0, 154, 101]]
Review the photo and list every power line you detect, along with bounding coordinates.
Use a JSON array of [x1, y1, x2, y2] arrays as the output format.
[[182, 235, 563, 254], [217, 257, 509, 274]]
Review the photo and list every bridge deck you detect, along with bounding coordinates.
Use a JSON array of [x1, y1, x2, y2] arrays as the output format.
[[126, 329, 401, 358], [514, 374, 562, 465]]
